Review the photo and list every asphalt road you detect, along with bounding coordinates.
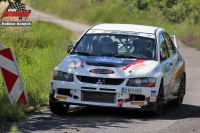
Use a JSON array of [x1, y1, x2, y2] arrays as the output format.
[[2, 7, 200, 133]]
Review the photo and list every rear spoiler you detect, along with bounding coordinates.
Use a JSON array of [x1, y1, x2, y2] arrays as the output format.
[[170, 34, 179, 49]]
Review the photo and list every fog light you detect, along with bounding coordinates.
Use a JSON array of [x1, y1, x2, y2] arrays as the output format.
[[73, 95, 79, 99]]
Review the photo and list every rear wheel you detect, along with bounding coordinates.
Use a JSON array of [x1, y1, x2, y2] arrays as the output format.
[[153, 83, 164, 116], [49, 102, 69, 114]]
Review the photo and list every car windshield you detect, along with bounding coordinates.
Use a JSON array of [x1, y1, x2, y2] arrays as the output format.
[[71, 33, 157, 60]]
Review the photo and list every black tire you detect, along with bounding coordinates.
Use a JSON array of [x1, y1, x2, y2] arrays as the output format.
[[153, 83, 164, 116], [168, 76, 185, 107], [49, 102, 69, 114]]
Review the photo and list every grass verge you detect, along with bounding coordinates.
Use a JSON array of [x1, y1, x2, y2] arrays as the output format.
[[0, 21, 75, 127]]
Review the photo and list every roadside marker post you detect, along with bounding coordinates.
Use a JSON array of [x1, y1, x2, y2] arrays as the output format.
[[0, 46, 28, 105]]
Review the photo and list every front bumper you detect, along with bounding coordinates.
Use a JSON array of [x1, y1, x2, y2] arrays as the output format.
[[49, 93, 157, 111], [50, 75, 160, 111]]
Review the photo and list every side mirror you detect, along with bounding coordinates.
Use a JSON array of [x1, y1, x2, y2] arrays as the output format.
[[160, 51, 167, 61], [67, 45, 73, 54]]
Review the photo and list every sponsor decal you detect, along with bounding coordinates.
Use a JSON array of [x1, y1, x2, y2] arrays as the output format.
[[95, 57, 123, 63], [87, 30, 155, 38], [130, 63, 146, 70], [89, 69, 114, 74], [176, 63, 185, 77], [80, 59, 85, 68], [69, 59, 79, 67], [122, 59, 146, 70], [150, 90, 156, 102], [162, 62, 170, 74], [69, 58, 85, 68], [110, 30, 140, 36], [56, 95, 67, 100], [170, 73, 176, 86], [164, 83, 170, 89], [131, 102, 145, 106], [122, 88, 142, 94]]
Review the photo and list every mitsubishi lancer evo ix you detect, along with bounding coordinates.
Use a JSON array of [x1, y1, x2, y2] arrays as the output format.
[[49, 23, 186, 115]]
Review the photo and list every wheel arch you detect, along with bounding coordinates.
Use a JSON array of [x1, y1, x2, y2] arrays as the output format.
[[160, 77, 164, 85], [159, 77, 164, 89]]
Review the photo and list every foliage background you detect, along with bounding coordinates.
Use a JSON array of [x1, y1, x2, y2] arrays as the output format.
[[30, 0, 200, 49]]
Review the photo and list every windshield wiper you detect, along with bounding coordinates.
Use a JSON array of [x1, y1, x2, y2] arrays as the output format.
[[70, 51, 92, 56]]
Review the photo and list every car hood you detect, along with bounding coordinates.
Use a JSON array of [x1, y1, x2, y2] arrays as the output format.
[[56, 55, 159, 78]]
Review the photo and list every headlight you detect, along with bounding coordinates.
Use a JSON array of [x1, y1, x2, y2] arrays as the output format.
[[53, 70, 74, 82], [126, 77, 156, 87]]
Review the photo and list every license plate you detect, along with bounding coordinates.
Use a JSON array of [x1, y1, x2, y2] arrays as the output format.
[[131, 102, 145, 106], [56, 95, 67, 100], [124, 88, 142, 94]]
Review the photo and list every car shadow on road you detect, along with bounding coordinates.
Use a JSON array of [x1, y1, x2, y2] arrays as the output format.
[[66, 103, 200, 120], [9, 103, 200, 133]]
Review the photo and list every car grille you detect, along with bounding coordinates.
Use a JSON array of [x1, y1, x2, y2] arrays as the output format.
[[82, 91, 116, 103], [77, 75, 125, 85]]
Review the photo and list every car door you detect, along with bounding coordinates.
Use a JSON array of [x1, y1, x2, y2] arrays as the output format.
[[159, 33, 172, 99], [162, 32, 180, 100]]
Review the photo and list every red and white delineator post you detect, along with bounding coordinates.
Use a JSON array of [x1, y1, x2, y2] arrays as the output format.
[[0, 45, 28, 105]]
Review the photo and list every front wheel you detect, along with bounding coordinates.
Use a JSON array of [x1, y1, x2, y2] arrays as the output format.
[[49, 102, 69, 114], [152, 83, 164, 116]]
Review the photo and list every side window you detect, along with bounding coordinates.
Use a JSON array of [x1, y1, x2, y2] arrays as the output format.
[[162, 32, 176, 57], [159, 34, 169, 61]]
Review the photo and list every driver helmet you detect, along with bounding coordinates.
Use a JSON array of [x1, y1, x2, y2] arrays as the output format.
[[139, 41, 151, 50], [99, 37, 113, 54]]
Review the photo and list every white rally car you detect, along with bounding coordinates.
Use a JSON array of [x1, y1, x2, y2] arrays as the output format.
[[49, 23, 186, 115]]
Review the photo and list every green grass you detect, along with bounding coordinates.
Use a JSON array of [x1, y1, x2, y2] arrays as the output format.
[[29, 0, 200, 49], [0, 21, 75, 126]]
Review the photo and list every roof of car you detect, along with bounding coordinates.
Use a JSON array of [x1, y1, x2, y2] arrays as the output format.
[[90, 23, 162, 34]]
